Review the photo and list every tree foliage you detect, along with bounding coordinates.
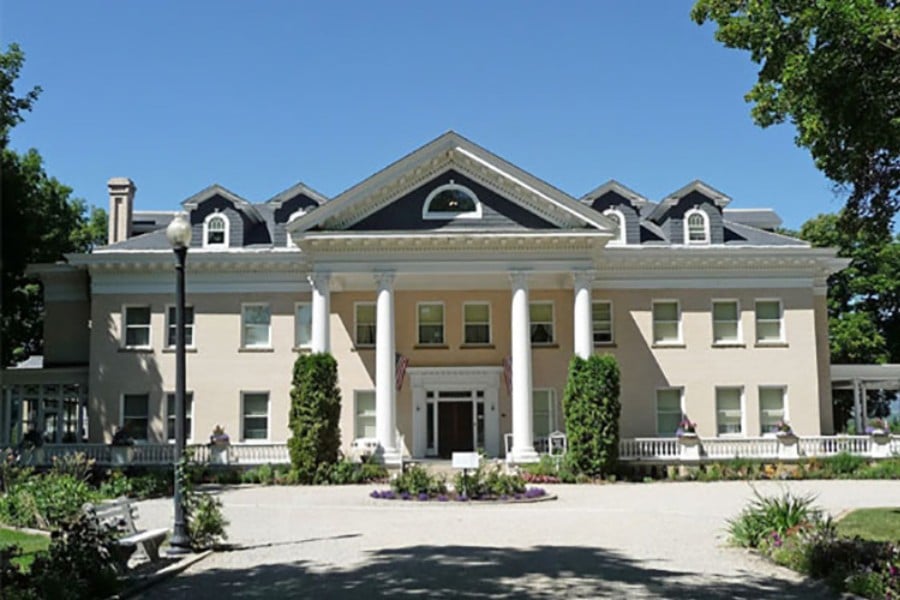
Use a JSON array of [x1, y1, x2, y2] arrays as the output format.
[[562, 354, 621, 478], [692, 1, 900, 225], [288, 353, 342, 483]]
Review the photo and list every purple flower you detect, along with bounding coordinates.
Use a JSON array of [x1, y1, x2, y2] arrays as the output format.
[[370, 490, 380, 499], [770, 531, 783, 548], [418, 492, 429, 501], [437, 495, 448, 502], [383, 490, 396, 500], [400, 492, 411, 501], [457, 494, 469, 502]]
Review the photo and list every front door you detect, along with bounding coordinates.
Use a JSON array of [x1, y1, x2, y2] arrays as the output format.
[[438, 401, 473, 458]]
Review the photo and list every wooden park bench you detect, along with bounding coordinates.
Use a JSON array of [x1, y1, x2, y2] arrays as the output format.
[[83, 497, 169, 569]]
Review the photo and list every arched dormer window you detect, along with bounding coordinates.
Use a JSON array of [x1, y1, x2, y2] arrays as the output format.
[[684, 208, 710, 245], [603, 208, 626, 244], [204, 213, 229, 248], [286, 209, 306, 247], [422, 181, 482, 220]]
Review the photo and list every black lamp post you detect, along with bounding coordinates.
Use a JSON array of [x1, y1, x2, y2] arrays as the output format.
[[165, 212, 192, 554]]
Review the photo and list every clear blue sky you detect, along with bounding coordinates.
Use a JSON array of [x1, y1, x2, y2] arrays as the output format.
[[4, 1, 842, 230]]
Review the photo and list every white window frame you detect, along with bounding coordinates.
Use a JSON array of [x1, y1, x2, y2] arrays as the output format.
[[165, 304, 195, 349], [462, 301, 492, 345], [240, 391, 270, 442], [294, 301, 312, 349], [354, 302, 376, 347], [417, 302, 446, 345], [532, 388, 559, 439], [422, 181, 483, 220], [592, 300, 614, 345], [603, 208, 626, 244], [652, 300, 682, 345], [203, 212, 229, 248], [529, 301, 555, 345], [241, 303, 272, 349], [715, 386, 745, 437], [165, 391, 195, 443], [655, 387, 684, 437], [122, 305, 152, 349], [286, 209, 306, 247], [119, 393, 150, 442], [711, 299, 741, 345], [755, 298, 785, 345], [759, 386, 788, 436], [354, 390, 376, 439], [684, 208, 710, 245]]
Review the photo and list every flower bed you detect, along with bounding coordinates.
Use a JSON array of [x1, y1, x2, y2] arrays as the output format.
[[369, 487, 549, 502]]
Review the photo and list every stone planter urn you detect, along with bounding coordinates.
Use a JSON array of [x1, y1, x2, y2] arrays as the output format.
[[22, 447, 45, 466], [110, 446, 134, 466], [209, 443, 230, 465], [776, 431, 799, 460], [870, 431, 893, 458], [678, 433, 701, 461]]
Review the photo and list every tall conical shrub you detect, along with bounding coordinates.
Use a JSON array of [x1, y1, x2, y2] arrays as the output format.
[[288, 353, 342, 483], [562, 354, 621, 477]]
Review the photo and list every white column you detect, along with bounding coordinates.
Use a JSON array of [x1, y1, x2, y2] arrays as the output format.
[[374, 271, 400, 465], [309, 272, 331, 353], [852, 378, 862, 432], [573, 270, 594, 359], [509, 271, 538, 463]]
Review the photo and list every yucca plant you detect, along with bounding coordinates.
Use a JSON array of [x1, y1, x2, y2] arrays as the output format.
[[728, 487, 821, 548]]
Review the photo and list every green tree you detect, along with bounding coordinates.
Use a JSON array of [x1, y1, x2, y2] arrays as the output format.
[[692, 1, 900, 226], [562, 354, 621, 478], [288, 353, 342, 483], [0, 44, 107, 366]]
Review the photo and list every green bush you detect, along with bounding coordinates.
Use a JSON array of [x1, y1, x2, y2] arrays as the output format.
[[0, 473, 99, 530], [451, 464, 525, 498], [177, 451, 229, 550], [562, 354, 621, 477], [392, 465, 447, 495], [97, 470, 131, 498], [288, 353, 342, 484], [727, 488, 821, 548], [822, 452, 868, 477]]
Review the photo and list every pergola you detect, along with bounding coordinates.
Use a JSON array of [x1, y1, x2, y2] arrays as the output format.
[[831, 364, 900, 432]]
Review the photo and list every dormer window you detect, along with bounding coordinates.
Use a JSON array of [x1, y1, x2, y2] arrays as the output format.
[[286, 209, 306, 247], [685, 208, 710, 245], [204, 213, 229, 248], [603, 208, 626, 244], [422, 181, 482, 220]]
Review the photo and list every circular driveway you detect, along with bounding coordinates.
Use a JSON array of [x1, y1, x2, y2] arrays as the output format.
[[137, 480, 897, 598]]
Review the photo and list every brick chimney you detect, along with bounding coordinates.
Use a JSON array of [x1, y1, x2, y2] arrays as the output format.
[[107, 177, 136, 245]]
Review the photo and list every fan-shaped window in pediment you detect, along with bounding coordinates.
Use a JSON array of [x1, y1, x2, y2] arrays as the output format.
[[685, 208, 710, 245], [422, 182, 482, 220], [603, 208, 626, 244], [204, 213, 229, 248]]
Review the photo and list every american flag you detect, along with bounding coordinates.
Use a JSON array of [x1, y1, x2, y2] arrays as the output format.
[[395, 353, 410, 391], [503, 356, 512, 395]]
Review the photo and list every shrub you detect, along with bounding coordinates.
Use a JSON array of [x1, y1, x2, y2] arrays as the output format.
[[49, 453, 94, 482], [97, 470, 131, 499], [727, 488, 821, 548], [562, 354, 621, 478], [392, 465, 447, 495], [177, 450, 229, 550], [452, 464, 525, 498], [0, 473, 99, 530], [288, 353, 342, 484], [822, 452, 867, 477]]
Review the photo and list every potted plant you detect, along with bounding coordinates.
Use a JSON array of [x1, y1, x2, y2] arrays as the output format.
[[773, 420, 799, 459], [773, 420, 795, 438], [865, 417, 889, 436], [209, 425, 231, 465], [20, 429, 45, 466], [675, 417, 698, 440], [110, 426, 135, 465]]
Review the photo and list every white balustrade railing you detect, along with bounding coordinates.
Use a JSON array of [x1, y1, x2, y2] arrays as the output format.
[[797, 435, 872, 457], [229, 444, 291, 465], [702, 437, 779, 460], [619, 438, 680, 460]]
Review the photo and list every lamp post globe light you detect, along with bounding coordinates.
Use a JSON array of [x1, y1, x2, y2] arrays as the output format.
[[165, 212, 192, 554]]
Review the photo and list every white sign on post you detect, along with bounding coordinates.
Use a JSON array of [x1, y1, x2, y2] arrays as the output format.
[[452, 451, 480, 470]]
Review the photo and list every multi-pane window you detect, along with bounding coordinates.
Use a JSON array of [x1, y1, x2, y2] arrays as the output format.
[[122, 393, 149, 441], [756, 300, 783, 343], [532, 389, 558, 439], [686, 210, 709, 244], [295, 302, 312, 348], [166, 306, 195, 348], [716, 387, 743, 436], [355, 303, 376, 346], [593, 301, 613, 344], [529, 302, 554, 344], [656, 388, 682, 436], [242, 392, 269, 440], [354, 391, 376, 439], [241, 304, 271, 348], [652, 301, 680, 344], [463, 302, 491, 345], [205, 214, 227, 247], [759, 387, 786, 434], [166, 392, 194, 441], [418, 303, 445, 345], [712, 301, 740, 344], [124, 306, 151, 348], [603, 209, 625, 244]]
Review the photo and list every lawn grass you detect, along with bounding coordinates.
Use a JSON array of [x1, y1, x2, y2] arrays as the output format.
[[836, 507, 900, 542], [0, 527, 51, 570]]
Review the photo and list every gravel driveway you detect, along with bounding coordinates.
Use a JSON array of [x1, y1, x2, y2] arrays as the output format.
[[135, 480, 897, 598]]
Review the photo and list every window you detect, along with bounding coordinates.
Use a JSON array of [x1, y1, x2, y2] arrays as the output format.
[[533, 389, 558, 439], [418, 303, 445, 345], [463, 302, 491, 345], [422, 182, 482, 219], [241, 304, 271, 348], [295, 302, 312, 348], [241, 392, 269, 440], [712, 300, 740, 344], [652, 301, 681, 344], [355, 303, 376, 346], [123, 306, 151, 348], [603, 209, 626, 244], [685, 208, 709, 244], [759, 387, 786, 434], [656, 388, 683, 436], [166, 392, 194, 441], [121, 393, 149, 441], [204, 213, 228, 247], [593, 301, 613, 344], [716, 387, 744, 436], [756, 300, 783, 343], [530, 302, 555, 344], [354, 391, 376, 439], [166, 306, 195, 348]]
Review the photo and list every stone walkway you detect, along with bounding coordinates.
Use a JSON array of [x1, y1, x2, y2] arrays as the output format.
[[136, 480, 898, 598]]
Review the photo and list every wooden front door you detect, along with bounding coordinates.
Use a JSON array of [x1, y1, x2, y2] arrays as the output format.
[[438, 401, 473, 458]]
